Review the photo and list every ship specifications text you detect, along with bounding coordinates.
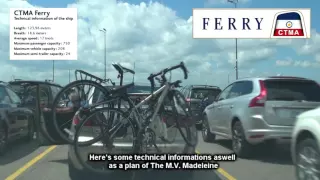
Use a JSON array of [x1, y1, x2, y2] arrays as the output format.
[[9, 8, 77, 60]]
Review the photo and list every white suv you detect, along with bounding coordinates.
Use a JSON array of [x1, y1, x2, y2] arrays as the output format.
[[292, 107, 320, 180]]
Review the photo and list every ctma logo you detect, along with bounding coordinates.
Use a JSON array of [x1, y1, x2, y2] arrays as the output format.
[[271, 11, 307, 38]]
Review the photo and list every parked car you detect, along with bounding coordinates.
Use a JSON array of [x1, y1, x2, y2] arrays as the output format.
[[292, 107, 320, 180], [180, 85, 221, 129], [8, 80, 66, 145], [202, 76, 320, 157], [0, 81, 34, 155]]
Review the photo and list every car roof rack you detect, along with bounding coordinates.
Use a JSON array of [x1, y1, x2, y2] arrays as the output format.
[[191, 85, 220, 89], [268, 76, 307, 79]]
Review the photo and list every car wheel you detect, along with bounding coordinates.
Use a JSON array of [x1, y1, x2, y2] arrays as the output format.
[[0, 123, 8, 155], [202, 115, 216, 142], [295, 138, 320, 180], [196, 123, 202, 130], [232, 121, 251, 157]]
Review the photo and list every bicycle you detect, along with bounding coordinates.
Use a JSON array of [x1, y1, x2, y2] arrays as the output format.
[[73, 62, 198, 174], [50, 63, 135, 144]]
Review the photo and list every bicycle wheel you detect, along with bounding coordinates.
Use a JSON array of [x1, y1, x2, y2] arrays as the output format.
[[52, 80, 111, 143], [171, 90, 198, 147], [73, 107, 140, 174]]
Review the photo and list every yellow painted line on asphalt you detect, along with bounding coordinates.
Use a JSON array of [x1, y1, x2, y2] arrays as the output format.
[[195, 150, 237, 180], [5, 145, 57, 180]]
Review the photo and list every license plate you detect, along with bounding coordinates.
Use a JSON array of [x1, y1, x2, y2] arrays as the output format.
[[277, 109, 305, 118]]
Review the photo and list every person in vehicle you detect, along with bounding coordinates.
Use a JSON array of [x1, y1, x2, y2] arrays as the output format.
[[44, 88, 88, 112]]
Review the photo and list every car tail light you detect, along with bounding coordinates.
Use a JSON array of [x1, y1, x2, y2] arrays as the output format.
[[186, 98, 191, 102], [72, 114, 92, 126], [249, 80, 267, 107], [161, 117, 166, 122]]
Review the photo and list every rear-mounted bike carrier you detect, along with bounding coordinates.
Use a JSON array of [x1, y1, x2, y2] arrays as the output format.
[[75, 70, 105, 84]]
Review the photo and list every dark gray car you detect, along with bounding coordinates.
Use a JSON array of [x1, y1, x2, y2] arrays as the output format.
[[180, 85, 221, 129]]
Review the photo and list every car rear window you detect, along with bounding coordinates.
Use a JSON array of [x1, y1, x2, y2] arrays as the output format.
[[264, 79, 320, 102], [127, 86, 159, 93], [190, 88, 221, 99], [91, 86, 115, 103]]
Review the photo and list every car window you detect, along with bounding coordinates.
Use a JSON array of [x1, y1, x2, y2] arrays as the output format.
[[51, 86, 61, 99], [180, 87, 186, 96], [39, 85, 50, 106], [217, 84, 233, 101], [127, 86, 159, 93], [6, 88, 21, 104], [190, 88, 221, 99], [184, 88, 190, 98], [264, 79, 320, 102], [0, 86, 11, 104], [228, 81, 253, 99]]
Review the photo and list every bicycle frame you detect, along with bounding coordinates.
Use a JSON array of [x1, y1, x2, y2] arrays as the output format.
[[107, 81, 174, 139], [126, 81, 173, 125]]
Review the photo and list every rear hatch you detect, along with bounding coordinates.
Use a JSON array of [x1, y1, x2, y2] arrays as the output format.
[[263, 78, 320, 126], [188, 87, 221, 112], [90, 85, 159, 109]]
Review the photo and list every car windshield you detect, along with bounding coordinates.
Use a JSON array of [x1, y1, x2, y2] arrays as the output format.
[[190, 88, 221, 99], [264, 80, 320, 102], [0, 86, 10, 104], [9, 84, 23, 94]]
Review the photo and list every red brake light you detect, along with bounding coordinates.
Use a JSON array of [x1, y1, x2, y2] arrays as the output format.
[[73, 115, 80, 125], [186, 98, 191, 102], [72, 115, 92, 126], [249, 80, 267, 107]]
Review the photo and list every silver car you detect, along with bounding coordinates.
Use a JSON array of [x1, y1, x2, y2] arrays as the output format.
[[202, 76, 320, 157]]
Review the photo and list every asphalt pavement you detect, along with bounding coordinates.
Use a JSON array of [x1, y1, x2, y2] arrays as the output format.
[[0, 133, 295, 180]]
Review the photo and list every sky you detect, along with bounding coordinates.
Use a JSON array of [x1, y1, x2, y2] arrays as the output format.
[[0, 0, 319, 88]]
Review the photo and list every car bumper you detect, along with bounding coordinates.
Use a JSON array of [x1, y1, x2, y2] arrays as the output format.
[[244, 115, 293, 144]]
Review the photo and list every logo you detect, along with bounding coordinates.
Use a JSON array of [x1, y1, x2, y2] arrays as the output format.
[[271, 11, 307, 38], [192, 8, 310, 39]]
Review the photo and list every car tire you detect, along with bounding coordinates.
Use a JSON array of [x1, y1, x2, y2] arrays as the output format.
[[202, 115, 216, 142], [0, 123, 8, 156], [196, 123, 202, 130], [295, 138, 320, 180], [231, 121, 252, 157]]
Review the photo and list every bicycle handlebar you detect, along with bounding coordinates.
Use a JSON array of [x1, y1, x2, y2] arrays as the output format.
[[147, 62, 188, 93]]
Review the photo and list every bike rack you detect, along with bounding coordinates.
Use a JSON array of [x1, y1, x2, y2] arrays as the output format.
[[111, 63, 135, 119], [75, 70, 105, 84]]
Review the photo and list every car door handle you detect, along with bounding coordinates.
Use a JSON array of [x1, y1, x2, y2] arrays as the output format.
[[229, 105, 234, 109]]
